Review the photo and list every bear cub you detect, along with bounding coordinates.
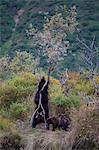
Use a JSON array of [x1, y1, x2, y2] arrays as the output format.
[[46, 115, 71, 131]]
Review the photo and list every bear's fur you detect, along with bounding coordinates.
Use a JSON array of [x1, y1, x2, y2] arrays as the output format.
[[32, 111, 45, 128], [32, 77, 49, 128], [46, 115, 71, 131]]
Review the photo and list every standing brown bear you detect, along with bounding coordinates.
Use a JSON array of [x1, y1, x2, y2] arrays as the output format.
[[31, 76, 49, 128]]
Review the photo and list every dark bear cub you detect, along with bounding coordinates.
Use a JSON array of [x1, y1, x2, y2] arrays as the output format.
[[46, 115, 71, 131]]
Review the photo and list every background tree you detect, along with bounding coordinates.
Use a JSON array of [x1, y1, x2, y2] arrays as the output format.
[[0, 51, 39, 80], [0, 56, 10, 80], [27, 6, 77, 76], [10, 51, 39, 75], [77, 36, 99, 96]]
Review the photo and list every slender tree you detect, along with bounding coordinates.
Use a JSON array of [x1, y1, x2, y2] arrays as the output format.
[[26, 6, 77, 78], [77, 36, 99, 96]]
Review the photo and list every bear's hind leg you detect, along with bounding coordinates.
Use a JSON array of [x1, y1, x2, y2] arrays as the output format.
[[52, 123, 57, 131]]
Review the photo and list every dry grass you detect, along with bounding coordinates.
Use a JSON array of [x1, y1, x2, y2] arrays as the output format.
[[25, 128, 76, 150], [0, 104, 98, 150], [22, 103, 99, 150], [70, 104, 99, 150]]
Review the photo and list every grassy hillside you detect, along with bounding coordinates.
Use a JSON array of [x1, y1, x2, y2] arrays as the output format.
[[0, 72, 99, 149]]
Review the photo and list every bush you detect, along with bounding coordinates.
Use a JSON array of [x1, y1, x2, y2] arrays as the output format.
[[49, 79, 63, 99], [72, 104, 99, 150], [10, 51, 38, 75], [0, 73, 37, 107], [95, 76, 99, 85], [51, 93, 66, 106], [51, 93, 80, 109], [51, 92, 80, 108], [0, 132, 24, 150], [72, 132, 99, 150], [75, 80, 94, 95], [67, 73, 95, 95], [9, 102, 28, 120], [65, 94, 80, 108], [0, 56, 10, 80], [0, 51, 39, 80], [0, 115, 16, 132], [50, 78, 80, 109], [0, 84, 17, 106]]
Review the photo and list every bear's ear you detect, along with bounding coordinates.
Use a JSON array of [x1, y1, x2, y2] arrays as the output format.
[[42, 76, 45, 80]]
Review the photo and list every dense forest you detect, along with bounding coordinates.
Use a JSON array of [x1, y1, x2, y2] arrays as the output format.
[[0, 0, 99, 150]]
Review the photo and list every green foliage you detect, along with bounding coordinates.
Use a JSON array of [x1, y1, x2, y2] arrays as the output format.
[[75, 80, 94, 95], [9, 102, 28, 120], [26, 5, 77, 70], [51, 93, 80, 109], [1, 0, 99, 71], [0, 56, 10, 80], [0, 0, 26, 45], [0, 118, 8, 131], [10, 51, 39, 75], [0, 39, 12, 56], [68, 73, 95, 95], [0, 51, 39, 80], [74, 0, 99, 41], [51, 93, 66, 106], [50, 77, 80, 108], [65, 94, 80, 108], [0, 115, 16, 132], [0, 73, 37, 107]]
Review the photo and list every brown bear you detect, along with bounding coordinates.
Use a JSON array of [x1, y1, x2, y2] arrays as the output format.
[[31, 77, 49, 128], [46, 115, 71, 131]]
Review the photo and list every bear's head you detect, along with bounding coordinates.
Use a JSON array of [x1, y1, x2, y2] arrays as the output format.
[[38, 77, 46, 91]]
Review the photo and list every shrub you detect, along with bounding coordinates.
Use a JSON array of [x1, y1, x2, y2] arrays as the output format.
[[68, 79, 78, 88], [51, 93, 80, 109], [72, 132, 99, 150], [0, 51, 39, 80], [50, 78, 80, 108], [72, 104, 99, 150], [0, 115, 16, 132], [49, 78, 63, 98], [50, 80, 65, 106], [10, 51, 39, 75], [0, 56, 10, 80], [75, 80, 94, 95], [67, 73, 95, 95], [0, 133, 24, 150], [65, 94, 80, 108], [68, 72, 80, 79], [51, 93, 66, 106], [95, 76, 99, 85], [0, 73, 37, 107], [9, 102, 28, 120]]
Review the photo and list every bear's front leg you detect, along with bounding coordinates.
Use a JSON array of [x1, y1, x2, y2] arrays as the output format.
[[46, 123, 49, 130]]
